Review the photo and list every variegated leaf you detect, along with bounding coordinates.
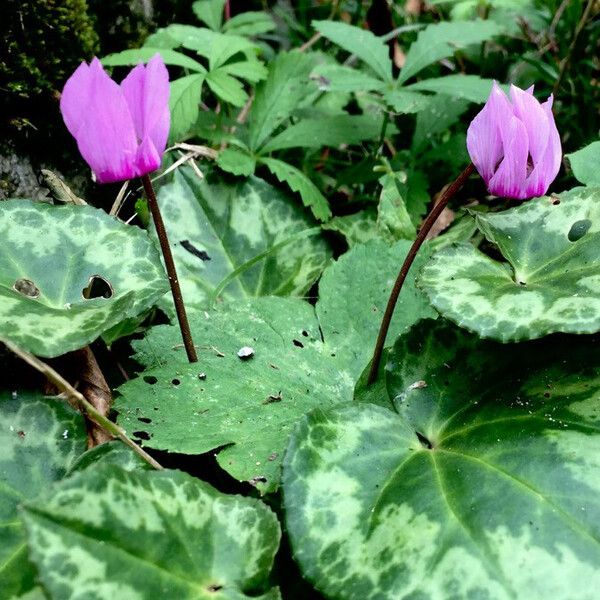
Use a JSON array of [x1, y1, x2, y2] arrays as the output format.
[[22, 466, 281, 600], [283, 319, 600, 599], [0, 391, 87, 598], [419, 187, 600, 341], [0, 200, 168, 357]]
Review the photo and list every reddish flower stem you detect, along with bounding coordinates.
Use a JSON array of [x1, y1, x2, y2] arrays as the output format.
[[366, 163, 475, 385], [142, 175, 198, 363]]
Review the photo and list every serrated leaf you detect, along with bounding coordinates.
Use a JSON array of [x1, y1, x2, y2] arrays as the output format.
[[419, 187, 600, 341], [397, 20, 503, 84], [0, 391, 86, 598], [313, 20, 392, 82], [309, 65, 386, 94], [316, 239, 437, 380], [412, 94, 469, 151], [566, 141, 600, 186], [154, 167, 330, 313], [217, 148, 256, 176], [169, 74, 204, 142], [0, 201, 168, 357], [223, 11, 276, 36], [115, 298, 353, 493], [407, 75, 509, 103], [261, 114, 383, 153], [192, 0, 225, 31], [259, 157, 331, 222], [221, 59, 268, 83], [376, 174, 416, 242], [206, 68, 248, 106], [283, 319, 600, 600], [321, 210, 378, 247], [22, 466, 281, 599], [102, 48, 206, 72], [383, 89, 432, 113], [249, 52, 316, 151]]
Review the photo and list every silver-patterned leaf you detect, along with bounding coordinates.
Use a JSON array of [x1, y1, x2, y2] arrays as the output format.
[[22, 466, 281, 600], [0, 200, 168, 357], [419, 187, 600, 341]]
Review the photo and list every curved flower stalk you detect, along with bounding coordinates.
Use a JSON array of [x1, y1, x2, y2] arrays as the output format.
[[467, 82, 561, 200], [60, 55, 169, 183]]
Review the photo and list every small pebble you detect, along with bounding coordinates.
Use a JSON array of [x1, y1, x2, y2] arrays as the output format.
[[237, 346, 255, 360]]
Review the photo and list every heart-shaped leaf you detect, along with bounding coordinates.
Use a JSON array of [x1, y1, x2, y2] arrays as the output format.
[[22, 466, 281, 599], [115, 297, 353, 493], [154, 168, 331, 316], [0, 391, 87, 598], [418, 187, 600, 341], [0, 200, 168, 357], [283, 319, 600, 599]]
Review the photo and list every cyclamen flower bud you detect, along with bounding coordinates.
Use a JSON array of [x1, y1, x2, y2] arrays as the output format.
[[467, 82, 561, 200], [60, 54, 170, 184]]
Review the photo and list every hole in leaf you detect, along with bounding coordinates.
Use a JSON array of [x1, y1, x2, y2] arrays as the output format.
[[416, 431, 433, 450], [301, 330, 309, 337], [293, 339, 304, 348], [82, 275, 113, 299], [13, 278, 40, 298], [133, 430, 151, 440], [171, 378, 181, 386], [206, 584, 223, 592], [567, 219, 592, 242], [552, 198, 561, 206], [143, 376, 158, 385], [138, 417, 152, 424]]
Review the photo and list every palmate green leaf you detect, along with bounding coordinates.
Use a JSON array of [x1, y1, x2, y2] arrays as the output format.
[[115, 297, 354, 494], [259, 157, 332, 222], [248, 52, 316, 151], [316, 239, 437, 380], [407, 75, 509, 103], [397, 20, 503, 84], [412, 94, 469, 151], [206, 68, 248, 106], [192, 0, 225, 31], [0, 201, 168, 357], [261, 114, 384, 153], [566, 141, 600, 186], [383, 89, 432, 114], [216, 148, 257, 176], [309, 64, 386, 94], [419, 187, 600, 341], [283, 319, 600, 600], [22, 466, 281, 599], [0, 391, 86, 598], [223, 11, 276, 36], [101, 48, 206, 72], [169, 74, 204, 142], [154, 167, 330, 314], [313, 20, 392, 82]]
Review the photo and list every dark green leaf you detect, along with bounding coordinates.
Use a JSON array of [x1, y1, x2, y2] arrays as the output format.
[[216, 148, 256, 176], [407, 75, 508, 103]]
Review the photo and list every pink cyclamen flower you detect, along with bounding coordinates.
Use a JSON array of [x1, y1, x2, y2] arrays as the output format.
[[60, 54, 170, 184], [467, 82, 561, 200]]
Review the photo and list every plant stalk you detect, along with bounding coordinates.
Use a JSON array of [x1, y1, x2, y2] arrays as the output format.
[[141, 175, 198, 363], [4, 341, 163, 470], [366, 163, 475, 385]]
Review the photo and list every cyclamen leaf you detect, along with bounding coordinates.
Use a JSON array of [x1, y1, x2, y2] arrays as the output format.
[[0, 201, 168, 357], [419, 187, 600, 341], [259, 157, 332, 221], [566, 141, 600, 186], [376, 174, 416, 242], [0, 391, 87, 598], [322, 210, 378, 247], [397, 20, 503, 84], [284, 319, 600, 600], [313, 20, 392, 82], [249, 52, 316, 151], [22, 466, 282, 599]]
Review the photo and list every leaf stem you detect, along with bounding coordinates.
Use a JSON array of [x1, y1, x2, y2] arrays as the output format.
[[366, 163, 474, 385], [4, 341, 163, 470], [141, 174, 198, 363]]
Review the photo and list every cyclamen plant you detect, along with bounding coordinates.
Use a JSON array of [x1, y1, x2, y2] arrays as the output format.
[[367, 82, 562, 382], [60, 55, 198, 363]]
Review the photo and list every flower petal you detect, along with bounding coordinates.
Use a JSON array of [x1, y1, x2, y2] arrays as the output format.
[[510, 84, 549, 165], [61, 58, 138, 183], [467, 82, 513, 184], [134, 137, 162, 178], [488, 115, 529, 199], [524, 95, 562, 197], [121, 54, 170, 158]]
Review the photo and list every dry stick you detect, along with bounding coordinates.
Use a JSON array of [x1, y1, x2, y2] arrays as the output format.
[[141, 174, 198, 363], [4, 340, 163, 470], [366, 163, 475, 385]]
